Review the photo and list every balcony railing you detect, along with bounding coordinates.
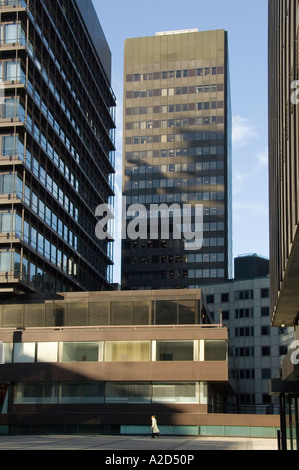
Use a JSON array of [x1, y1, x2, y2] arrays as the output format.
[[0, 0, 27, 8], [211, 403, 280, 415]]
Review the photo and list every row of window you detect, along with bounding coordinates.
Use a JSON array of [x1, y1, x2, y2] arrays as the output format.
[[125, 160, 225, 176], [14, 381, 207, 405], [3, 340, 227, 364], [126, 147, 225, 162], [0, 136, 108, 266], [125, 176, 224, 191], [126, 268, 226, 281], [126, 83, 222, 99], [26, 22, 114, 160], [0, 54, 112, 199], [127, 115, 224, 131], [125, 252, 225, 266], [210, 308, 274, 322], [127, 134, 225, 148], [0, 239, 76, 280], [235, 346, 288, 357], [126, 66, 224, 82], [0, 133, 79, 199], [231, 368, 276, 380], [124, 191, 225, 204], [28, 2, 116, 142], [234, 326, 277, 337], [0, 208, 78, 252], [0, 169, 79, 232], [126, 101, 224, 116], [0, 249, 68, 292]]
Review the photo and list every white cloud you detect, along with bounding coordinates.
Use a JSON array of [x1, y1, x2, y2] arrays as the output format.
[[232, 115, 258, 148], [233, 146, 268, 183]]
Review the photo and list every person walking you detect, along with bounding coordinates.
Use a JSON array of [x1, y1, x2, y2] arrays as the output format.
[[151, 415, 160, 438]]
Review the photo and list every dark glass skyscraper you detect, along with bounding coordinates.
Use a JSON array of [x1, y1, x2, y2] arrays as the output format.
[[0, 0, 116, 294], [121, 29, 232, 290]]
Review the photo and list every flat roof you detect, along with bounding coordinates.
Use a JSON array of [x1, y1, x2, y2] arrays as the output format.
[[74, 0, 112, 83]]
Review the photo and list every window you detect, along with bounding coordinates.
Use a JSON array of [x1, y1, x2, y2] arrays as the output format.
[[279, 345, 288, 356], [13, 343, 36, 363], [156, 341, 193, 361], [105, 383, 150, 403], [261, 288, 269, 298], [61, 342, 101, 362], [204, 340, 227, 361], [37, 343, 58, 362], [261, 346, 271, 356], [0, 250, 11, 271], [152, 383, 199, 404], [221, 293, 229, 303], [261, 326, 270, 335], [60, 382, 104, 404], [105, 341, 150, 362], [262, 369, 271, 379], [14, 383, 57, 404], [261, 306, 270, 317]]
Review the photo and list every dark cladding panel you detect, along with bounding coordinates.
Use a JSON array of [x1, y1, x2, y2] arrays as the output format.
[[74, 0, 112, 83]]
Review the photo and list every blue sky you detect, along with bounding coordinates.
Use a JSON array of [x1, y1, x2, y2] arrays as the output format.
[[93, 0, 269, 283]]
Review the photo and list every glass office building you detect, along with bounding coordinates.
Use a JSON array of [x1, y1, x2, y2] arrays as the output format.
[[0, 0, 116, 294], [122, 29, 232, 290]]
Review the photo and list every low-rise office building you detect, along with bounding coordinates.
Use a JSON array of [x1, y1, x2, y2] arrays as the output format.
[[0, 289, 278, 436]]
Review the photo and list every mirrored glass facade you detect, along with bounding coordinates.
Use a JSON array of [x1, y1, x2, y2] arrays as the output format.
[[122, 29, 232, 290], [0, 0, 116, 293]]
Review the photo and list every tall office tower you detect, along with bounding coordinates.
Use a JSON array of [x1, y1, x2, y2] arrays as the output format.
[[0, 0, 116, 294], [268, 0, 299, 450], [122, 29, 232, 290]]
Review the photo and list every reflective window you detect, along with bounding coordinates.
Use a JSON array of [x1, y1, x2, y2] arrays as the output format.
[[14, 383, 58, 404], [152, 383, 199, 403], [156, 341, 194, 361], [204, 340, 227, 361], [61, 342, 102, 362], [60, 382, 104, 404], [105, 383, 151, 403]]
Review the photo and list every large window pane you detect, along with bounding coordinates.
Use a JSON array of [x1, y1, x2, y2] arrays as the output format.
[[14, 383, 58, 404], [152, 383, 199, 403], [0, 250, 11, 271], [105, 341, 150, 362], [105, 383, 151, 403], [13, 342, 35, 363], [111, 301, 133, 325], [156, 341, 194, 361], [61, 342, 101, 362], [178, 300, 197, 324], [60, 382, 104, 404], [37, 342, 58, 362], [155, 300, 177, 324], [1, 135, 14, 156], [204, 340, 227, 361]]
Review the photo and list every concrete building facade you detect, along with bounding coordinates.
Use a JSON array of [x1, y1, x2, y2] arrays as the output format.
[[0, 289, 279, 436], [203, 255, 293, 413]]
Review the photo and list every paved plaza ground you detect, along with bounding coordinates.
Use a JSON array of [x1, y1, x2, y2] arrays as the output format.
[[0, 434, 278, 451]]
